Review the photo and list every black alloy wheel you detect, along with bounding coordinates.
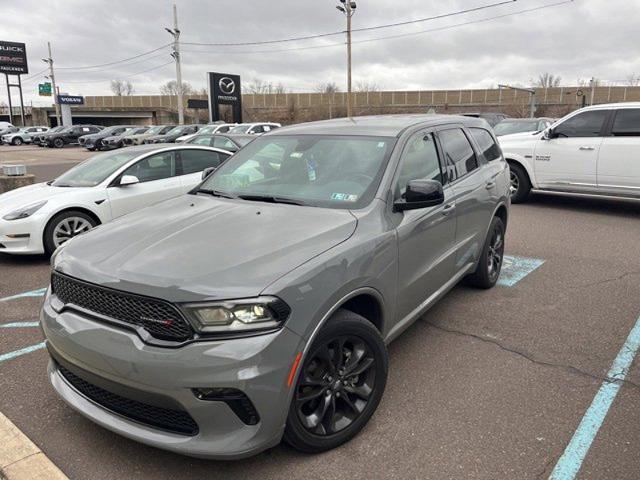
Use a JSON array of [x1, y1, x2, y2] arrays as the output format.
[[284, 310, 388, 453], [466, 215, 505, 289]]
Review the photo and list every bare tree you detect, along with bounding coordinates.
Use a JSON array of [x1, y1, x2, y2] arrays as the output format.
[[577, 77, 601, 88], [244, 78, 288, 94], [355, 80, 381, 92], [626, 74, 640, 86], [110, 79, 134, 96], [160, 80, 193, 96], [535, 73, 561, 88], [315, 82, 340, 94]]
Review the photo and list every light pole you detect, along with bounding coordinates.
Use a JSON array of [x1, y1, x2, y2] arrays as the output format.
[[498, 84, 536, 118], [166, 4, 184, 124], [42, 42, 61, 126], [336, 0, 356, 117]]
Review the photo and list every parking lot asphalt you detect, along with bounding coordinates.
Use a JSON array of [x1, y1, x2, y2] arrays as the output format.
[[1, 157, 640, 478], [0, 144, 90, 182]]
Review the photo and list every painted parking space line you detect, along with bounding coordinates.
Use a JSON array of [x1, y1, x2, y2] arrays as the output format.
[[498, 255, 545, 287], [0, 342, 46, 364], [0, 321, 40, 328], [549, 314, 640, 479], [0, 287, 47, 302]]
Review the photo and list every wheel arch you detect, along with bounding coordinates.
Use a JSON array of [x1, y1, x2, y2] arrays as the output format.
[[42, 206, 103, 246], [505, 156, 535, 188]]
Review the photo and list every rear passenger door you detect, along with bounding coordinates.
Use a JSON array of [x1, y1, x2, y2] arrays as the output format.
[[394, 130, 457, 323], [176, 149, 231, 191], [436, 126, 494, 269], [597, 108, 640, 194]]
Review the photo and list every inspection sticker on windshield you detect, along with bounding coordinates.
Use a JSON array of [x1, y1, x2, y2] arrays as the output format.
[[331, 193, 358, 202]]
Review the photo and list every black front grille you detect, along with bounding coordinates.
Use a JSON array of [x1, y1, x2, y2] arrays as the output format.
[[58, 365, 199, 436], [51, 272, 193, 342]]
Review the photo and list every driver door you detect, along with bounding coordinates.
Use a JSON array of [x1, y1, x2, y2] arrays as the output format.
[[107, 151, 182, 218], [534, 109, 610, 189], [394, 130, 457, 322]]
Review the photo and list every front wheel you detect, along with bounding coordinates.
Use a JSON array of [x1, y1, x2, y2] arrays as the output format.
[[12, 137, 23, 146], [508, 162, 531, 203], [43, 211, 97, 256], [284, 310, 388, 453], [53, 138, 65, 148], [466, 216, 505, 289]]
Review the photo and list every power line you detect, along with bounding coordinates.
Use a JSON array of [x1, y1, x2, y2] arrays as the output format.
[[57, 61, 174, 85], [181, 0, 516, 47], [55, 43, 172, 70], [180, 0, 574, 56]]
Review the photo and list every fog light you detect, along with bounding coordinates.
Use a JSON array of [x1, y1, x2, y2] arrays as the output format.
[[192, 388, 260, 425]]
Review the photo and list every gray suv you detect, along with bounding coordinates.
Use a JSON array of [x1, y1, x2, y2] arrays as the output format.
[[42, 115, 510, 459]]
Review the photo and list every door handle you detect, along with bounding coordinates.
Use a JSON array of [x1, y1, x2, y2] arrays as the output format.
[[579, 146, 595, 151], [485, 181, 496, 189], [442, 204, 456, 216]]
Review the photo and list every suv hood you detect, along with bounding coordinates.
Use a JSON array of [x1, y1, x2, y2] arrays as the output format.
[[55, 195, 358, 301]]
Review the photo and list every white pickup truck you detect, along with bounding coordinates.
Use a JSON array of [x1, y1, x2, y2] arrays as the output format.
[[499, 102, 640, 202]]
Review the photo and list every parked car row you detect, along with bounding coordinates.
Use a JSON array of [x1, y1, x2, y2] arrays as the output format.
[[1, 126, 49, 145], [33, 125, 104, 148]]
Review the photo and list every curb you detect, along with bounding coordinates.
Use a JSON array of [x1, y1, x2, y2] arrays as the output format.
[[0, 411, 67, 480]]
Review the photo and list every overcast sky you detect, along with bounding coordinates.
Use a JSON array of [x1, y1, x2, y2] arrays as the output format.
[[3, 0, 639, 106]]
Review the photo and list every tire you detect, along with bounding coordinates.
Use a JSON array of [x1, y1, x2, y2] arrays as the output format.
[[53, 138, 65, 148], [284, 309, 388, 453], [508, 162, 531, 203], [12, 137, 23, 146], [466, 216, 505, 289], [43, 210, 97, 256]]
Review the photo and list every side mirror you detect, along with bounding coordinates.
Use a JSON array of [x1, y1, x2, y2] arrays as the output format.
[[394, 179, 445, 211], [119, 175, 139, 186], [542, 128, 555, 140], [201, 167, 216, 180]]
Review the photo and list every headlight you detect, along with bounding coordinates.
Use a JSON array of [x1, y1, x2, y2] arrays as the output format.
[[183, 296, 290, 335], [3, 200, 48, 221]]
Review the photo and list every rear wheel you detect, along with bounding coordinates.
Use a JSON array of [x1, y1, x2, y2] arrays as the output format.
[[53, 138, 64, 148], [508, 162, 531, 203], [43, 210, 97, 255], [466, 216, 505, 289], [284, 310, 388, 453]]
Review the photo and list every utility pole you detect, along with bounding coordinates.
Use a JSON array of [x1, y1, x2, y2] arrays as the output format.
[[498, 84, 536, 118], [42, 42, 61, 126], [337, 0, 356, 117], [166, 4, 184, 124], [589, 77, 596, 106]]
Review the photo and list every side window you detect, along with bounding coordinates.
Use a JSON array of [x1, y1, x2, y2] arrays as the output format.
[[554, 110, 609, 138], [179, 150, 225, 175], [611, 109, 640, 136], [212, 137, 238, 151], [395, 132, 442, 199], [438, 128, 478, 179], [251, 126, 264, 134], [190, 136, 213, 146], [469, 127, 502, 162], [123, 152, 175, 183]]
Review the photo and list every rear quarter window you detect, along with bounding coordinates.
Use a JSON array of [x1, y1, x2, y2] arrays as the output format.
[[469, 127, 502, 162]]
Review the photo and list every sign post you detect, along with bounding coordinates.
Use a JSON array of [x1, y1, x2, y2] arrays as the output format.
[[0, 41, 28, 126], [57, 95, 84, 127], [207, 72, 242, 123]]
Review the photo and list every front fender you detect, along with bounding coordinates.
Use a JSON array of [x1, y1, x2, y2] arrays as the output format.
[[504, 153, 537, 188]]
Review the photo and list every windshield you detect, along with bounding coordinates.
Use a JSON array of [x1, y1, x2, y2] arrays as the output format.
[[166, 126, 189, 135], [494, 120, 539, 136], [51, 150, 141, 187], [199, 134, 396, 209], [144, 126, 165, 135], [196, 125, 217, 135], [228, 125, 249, 133], [124, 127, 148, 136]]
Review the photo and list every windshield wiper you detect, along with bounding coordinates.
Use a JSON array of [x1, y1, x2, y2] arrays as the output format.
[[237, 194, 308, 206], [195, 188, 237, 199]]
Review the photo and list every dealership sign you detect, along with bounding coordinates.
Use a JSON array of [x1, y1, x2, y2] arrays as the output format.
[[207, 72, 242, 123], [57, 95, 84, 105], [0, 41, 28, 74]]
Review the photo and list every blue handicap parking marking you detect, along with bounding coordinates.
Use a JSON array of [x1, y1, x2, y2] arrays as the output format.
[[498, 255, 545, 287], [549, 314, 640, 479], [0, 342, 46, 364], [0, 287, 47, 302]]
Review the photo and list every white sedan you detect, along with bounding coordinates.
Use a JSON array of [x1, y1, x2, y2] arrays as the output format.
[[0, 144, 232, 255]]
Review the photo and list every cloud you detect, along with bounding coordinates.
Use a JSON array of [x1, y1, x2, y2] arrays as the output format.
[[2, 0, 638, 106]]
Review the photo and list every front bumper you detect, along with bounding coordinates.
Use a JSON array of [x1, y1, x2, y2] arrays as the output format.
[[0, 214, 47, 254], [41, 290, 304, 459]]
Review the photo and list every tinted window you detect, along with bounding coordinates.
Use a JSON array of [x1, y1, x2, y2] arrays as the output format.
[[212, 136, 238, 151], [180, 150, 225, 175], [611, 109, 640, 136], [554, 110, 608, 138], [469, 128, 502, 162], [438, 128, 478, 179], [396, 133, 442, 198], [124, 152, 175, 183]]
